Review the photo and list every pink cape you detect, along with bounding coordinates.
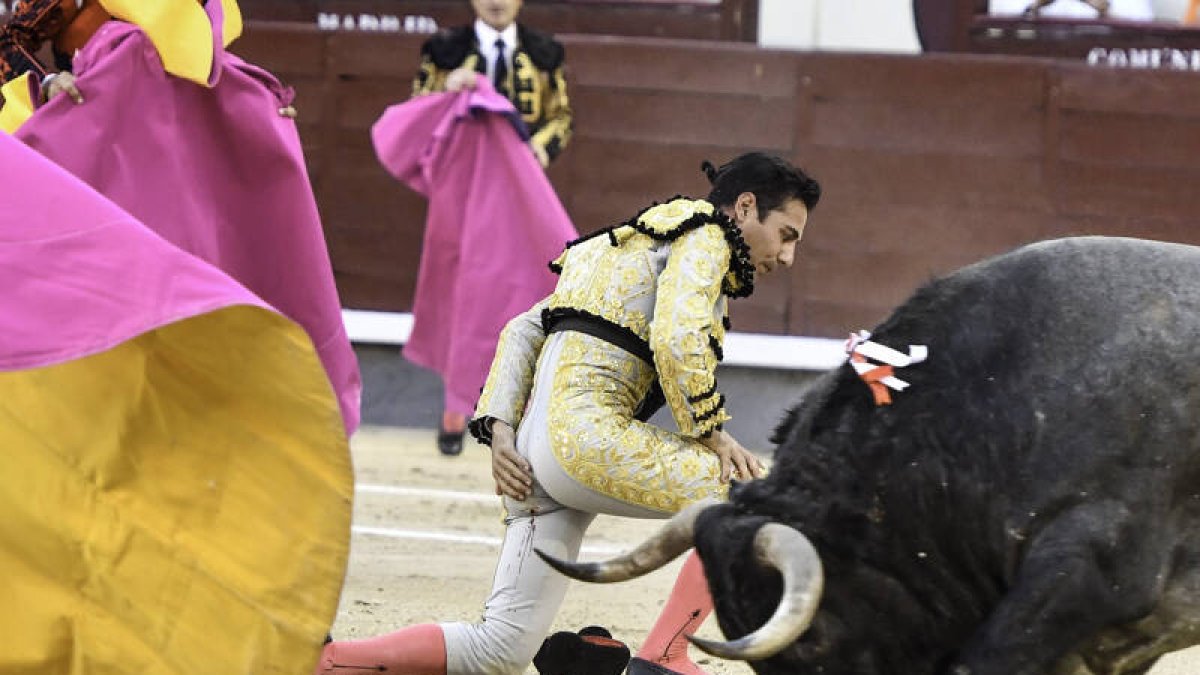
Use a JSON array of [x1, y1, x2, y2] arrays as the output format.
[[371, 80, 577, 415], [0, 131, 271, 369], [13, 1, 361, 433], [0, 130, 352, 675]]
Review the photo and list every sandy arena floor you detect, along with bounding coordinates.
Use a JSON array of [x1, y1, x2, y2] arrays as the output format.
[[330, 426, 1200, 675]]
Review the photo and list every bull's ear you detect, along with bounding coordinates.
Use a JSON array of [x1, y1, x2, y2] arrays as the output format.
[[771, 376, 839, 447]]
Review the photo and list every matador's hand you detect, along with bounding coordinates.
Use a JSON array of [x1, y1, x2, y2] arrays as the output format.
[[528, 141, 550, 170], [44, 72, 84, 104], [490, 420, 532, 501], [701, 429, 766, 483], [444, 67, 479, 93]]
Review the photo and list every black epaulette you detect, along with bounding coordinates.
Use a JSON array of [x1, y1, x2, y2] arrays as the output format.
[[421, 26, 475, 70], [517, 24, 565, 71]]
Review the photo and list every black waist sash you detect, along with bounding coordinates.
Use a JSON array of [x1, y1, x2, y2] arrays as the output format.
[[544, 314, 666, 422], [546, 316, 653, 365]]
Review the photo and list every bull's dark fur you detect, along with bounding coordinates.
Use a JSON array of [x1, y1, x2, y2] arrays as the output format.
[[695, 237, 1200, 674]]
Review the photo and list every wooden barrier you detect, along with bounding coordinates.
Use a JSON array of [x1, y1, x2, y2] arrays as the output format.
[[237, 0, 757, 42], [241, 25, 1200, 338]]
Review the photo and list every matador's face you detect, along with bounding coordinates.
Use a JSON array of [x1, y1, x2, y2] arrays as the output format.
[[472, 0, 523, 31], [736, 195, 808, 276]]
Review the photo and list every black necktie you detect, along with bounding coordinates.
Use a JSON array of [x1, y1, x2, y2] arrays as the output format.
[[493, 37, 509, 97]]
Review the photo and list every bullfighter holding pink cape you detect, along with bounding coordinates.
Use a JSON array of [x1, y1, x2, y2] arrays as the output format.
[[0, 0, 361, 434], [0, 127, 352, 674], [371, 76, 577, 453]]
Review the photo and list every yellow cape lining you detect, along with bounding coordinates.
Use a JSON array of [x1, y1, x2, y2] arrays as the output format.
[[98, 0, 243, 86], [0, 72, 36, 133], [0, 305, 350, 674]]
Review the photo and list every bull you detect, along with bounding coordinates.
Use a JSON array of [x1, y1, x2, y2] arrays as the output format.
[[539, 236, 1200, 674]]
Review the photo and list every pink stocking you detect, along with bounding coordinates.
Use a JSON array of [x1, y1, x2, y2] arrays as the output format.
[[635, 551, 713, 675], [314, 623, 446, 675]]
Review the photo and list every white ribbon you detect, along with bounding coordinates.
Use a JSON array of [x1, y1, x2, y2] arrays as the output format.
[[845, 330, 928, 394]]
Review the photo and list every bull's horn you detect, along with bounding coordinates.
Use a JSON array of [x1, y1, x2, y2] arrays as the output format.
[[535, 498, 720, 582], [689, 522, 824, 661]]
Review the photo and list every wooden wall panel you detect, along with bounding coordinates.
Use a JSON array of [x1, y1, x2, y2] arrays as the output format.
[[1053, 164, 1200, 220], [804, 203, 1052, 260], [1056, 64, 1200, 116], [729, 270, 791, 334], [331, 78, 409, 130], [327, 32, 424, 78], [800, 54, 1047, 106], [796, 249, 946, 336], [800, 147, 1050, 211], [549, 140, 724, 232], [238, 0, 757, 42], [566, 38, 798, 95], [1054, 214, 1200, 244], [496, 5, 729, 41], [237, 23, 327, 75], [571, 88, 796, 149], [794, 206, 1052, 329], [230, 25, 1200, 338], [321, 182, 426, 311], [808, 102, 1042, 156], [1057, 113, 1200, 169]]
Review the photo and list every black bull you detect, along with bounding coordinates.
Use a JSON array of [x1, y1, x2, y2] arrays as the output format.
[[540, 237, 1200, 674]]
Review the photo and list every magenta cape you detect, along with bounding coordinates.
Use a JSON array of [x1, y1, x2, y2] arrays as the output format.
[[0, 130, 271, 371], [0, 130, 351, 675], [13, 2, 361, 433], [371, 80, 577, 415]]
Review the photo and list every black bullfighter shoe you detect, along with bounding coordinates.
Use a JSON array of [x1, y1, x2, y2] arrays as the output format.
[[533, 625, 631, 675]]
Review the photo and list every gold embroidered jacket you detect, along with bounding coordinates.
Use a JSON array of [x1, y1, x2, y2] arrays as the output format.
[[412, 24, 572, 163], [473, 198, 756, 442]]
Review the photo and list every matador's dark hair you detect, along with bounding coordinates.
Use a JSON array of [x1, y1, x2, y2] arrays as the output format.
[[702, 152, 821, 220]]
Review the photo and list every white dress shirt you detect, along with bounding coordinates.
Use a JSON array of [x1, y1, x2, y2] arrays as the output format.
[[474, 19, 518, 84]]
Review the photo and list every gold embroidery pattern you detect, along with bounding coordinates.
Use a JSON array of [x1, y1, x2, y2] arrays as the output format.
[[529, 64, 572, 161], [651, 223, 732, 437], [547, 199, 734, 438], [548, 230, 656, 341], [412, 49, 571, 162], [473, 298, 549, 431], [476, 198, 739, 504], [546, 332, 727, 513], [637, 200, 716, 236], [412, 53, 481, 96], [512, 52, 542, 120]]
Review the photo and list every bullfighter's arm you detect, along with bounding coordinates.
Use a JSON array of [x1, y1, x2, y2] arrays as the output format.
[[412, 53, 480, 97], [0, 0, 64, 85], [650, 223, 731, 439], [468, 297, 550, 446], [411, 56, 447, 96], [529, 65, 572, 164]]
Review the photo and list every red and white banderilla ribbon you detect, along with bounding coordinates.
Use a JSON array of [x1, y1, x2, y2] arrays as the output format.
[[844, 330, 928, 406]]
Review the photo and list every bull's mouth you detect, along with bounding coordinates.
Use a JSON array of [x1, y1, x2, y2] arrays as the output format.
[[535, 499, 826, 662]]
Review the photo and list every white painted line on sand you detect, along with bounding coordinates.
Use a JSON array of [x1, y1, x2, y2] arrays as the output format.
[[351, 525, 626, 556], [353, 484, 629, 555]]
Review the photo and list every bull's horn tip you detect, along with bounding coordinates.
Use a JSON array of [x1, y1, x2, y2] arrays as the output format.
[[534, 548, 594, 580], [686, 634, 738, 658], [533, 547, 566, 569]]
